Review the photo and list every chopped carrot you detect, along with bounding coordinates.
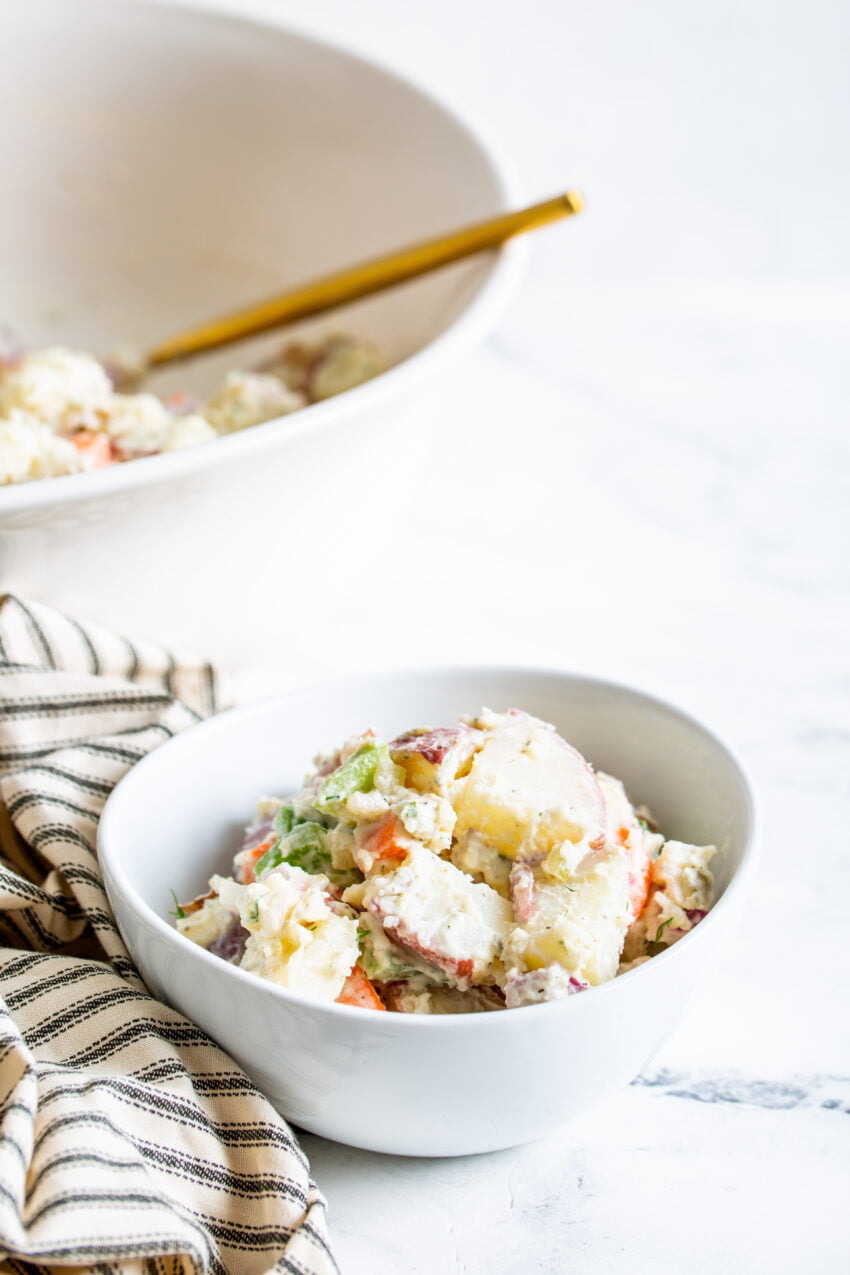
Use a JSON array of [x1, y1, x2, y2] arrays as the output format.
[[361, 814, 408, 866], [336, 964, 385, 1011], [615, 824, 651, 920], [161, 391, 195, 412], [71, 430, 115, 469], [236, 838, 274, 885], [627, 842, 652, 920]]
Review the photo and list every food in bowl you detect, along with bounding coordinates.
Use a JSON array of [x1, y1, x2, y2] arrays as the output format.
[[174, 708, 715, 1013], [0, 333, 383, 484], [100, 666, 754, 1155]]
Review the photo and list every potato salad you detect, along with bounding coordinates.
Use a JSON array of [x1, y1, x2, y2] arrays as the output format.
[[0, 334, 382, 485], [175, 709, 715, 1013]]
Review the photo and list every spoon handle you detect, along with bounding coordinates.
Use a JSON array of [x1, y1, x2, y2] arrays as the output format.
[[147, 189, 583, 369]]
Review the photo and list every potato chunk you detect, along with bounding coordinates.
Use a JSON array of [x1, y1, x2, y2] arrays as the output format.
[[451, 711, 606, 861], [390, 724, 483, 795], [504, 846, 630, 986], [362, 844, 513, 988]]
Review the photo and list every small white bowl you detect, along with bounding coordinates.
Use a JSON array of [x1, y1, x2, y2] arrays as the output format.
[[0, 1, 523, 669], [98, 666, 758, 1157]]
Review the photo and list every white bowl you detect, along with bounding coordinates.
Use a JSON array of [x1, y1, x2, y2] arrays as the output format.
[[98, 666, 758, 1157], [0, 1, 523, 669]]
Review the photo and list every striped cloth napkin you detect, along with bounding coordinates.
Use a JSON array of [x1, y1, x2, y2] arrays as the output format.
[[0, 596, 338, 1275]]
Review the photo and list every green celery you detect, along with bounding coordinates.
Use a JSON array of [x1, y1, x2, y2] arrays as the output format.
[[314, 743, 387, 811], [273, 804, 298, 839], [256, 821, 331, 880]]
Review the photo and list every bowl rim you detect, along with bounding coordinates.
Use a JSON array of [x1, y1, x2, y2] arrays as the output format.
[[98, 663, 761, 1030], [0, 0, 527, 516]]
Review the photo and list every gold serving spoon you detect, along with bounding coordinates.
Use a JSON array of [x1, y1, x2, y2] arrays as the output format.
[[144, 189, 583, 373]]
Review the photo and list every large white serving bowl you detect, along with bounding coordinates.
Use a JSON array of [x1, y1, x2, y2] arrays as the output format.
[[0, 1, 524, 669], [98, 666, 758, 1157]]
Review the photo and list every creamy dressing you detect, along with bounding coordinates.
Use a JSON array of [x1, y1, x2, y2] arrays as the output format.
[[0, 334, 383, 484], [175, 709, 716, 1012]]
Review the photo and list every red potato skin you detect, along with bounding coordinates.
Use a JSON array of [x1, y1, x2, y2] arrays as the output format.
[[368, 903, 476, 987], [506, 708, 607, 849], [510, 862, 536, 924], [390, 725, 477, 766], [552, 736, 607, 849], [208, 918, 249, 964], [360, 820, 478, 985], [389, 725, 483, 793], [336, 964, 386, 1010]]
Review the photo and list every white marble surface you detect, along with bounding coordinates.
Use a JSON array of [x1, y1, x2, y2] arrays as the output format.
[[292, 278, 850, 1272], [156, 2, 850, 1270]]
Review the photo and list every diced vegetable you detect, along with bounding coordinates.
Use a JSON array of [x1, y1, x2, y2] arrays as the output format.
[[359, 813, 408, 868], [273, 804, 298, 839], [356, 911, 447, 983], [236, 838, 275, 885], [315, 743, 387, 811], [335, 963, 386, 1010], [256, 821, 332, 879]]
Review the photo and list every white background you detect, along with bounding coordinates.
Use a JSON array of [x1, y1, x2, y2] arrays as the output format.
[[145, 2, 849, 1272]]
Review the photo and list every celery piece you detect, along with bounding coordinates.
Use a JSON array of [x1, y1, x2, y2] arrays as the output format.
[[281, 822, 332, 875], [253, 805, 298, 879], [254, 841, 283, 879], [315, 743, 387, 812], [357, 920, 447, 984], [256, 821, 331, 880], [273, 805, 297, 839]]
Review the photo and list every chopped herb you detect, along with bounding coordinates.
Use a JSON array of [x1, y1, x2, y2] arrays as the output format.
[[247, 901, 260, 923], [655, 917, 674, 942], [356, 926, 369, 945], [638, 817, 650, 831], [168, 889, 186, 920]]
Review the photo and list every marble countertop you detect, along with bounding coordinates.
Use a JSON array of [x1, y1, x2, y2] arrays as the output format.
[[150, 2, 849, 1270], [291, 275, 849, 1274]]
